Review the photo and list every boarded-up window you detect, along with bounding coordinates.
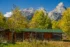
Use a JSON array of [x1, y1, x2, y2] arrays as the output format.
[[24, 32, 30, 39], [44, 33, 52, 39]]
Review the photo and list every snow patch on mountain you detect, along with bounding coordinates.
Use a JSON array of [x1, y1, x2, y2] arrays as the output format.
[[38, 7, 47, 15], [4, 12, 12, 17], [4, 2, 66, 20], [4, 7, 35, 20], [48, 2, 66, 20], [20, 7, 35, 19]]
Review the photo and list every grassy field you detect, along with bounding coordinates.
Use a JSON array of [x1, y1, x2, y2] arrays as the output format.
[[0, 40, 70, 47]]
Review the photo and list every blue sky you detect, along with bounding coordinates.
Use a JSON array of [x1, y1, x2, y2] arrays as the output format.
[[0, 0, 70, 14]]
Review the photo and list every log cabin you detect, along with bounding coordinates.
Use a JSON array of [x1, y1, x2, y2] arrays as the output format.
[[0, 28, 63, 42]]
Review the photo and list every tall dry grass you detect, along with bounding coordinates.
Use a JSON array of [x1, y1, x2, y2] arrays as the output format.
[[0, 39, 70, 47]]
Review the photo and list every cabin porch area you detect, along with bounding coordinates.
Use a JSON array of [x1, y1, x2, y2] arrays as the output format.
[[0, 29, 63, 42]]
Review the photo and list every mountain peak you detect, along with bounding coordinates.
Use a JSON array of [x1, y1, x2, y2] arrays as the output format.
[[38, 7, 45, 10], [48, 2, 66, 20], [21, 8, 35, 20], [4, 12, 12, 17], [38, 7, 47, 15], [56, 2, 64, 10], [58, 2, 64, 7], [21, 7, 35, 13], [29, 7, 34, 10]]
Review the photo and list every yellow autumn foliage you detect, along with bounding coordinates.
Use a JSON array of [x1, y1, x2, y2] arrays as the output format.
[[59, 8, 70, 35]]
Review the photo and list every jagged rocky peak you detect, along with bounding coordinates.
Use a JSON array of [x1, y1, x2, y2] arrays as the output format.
[[38, 7, 47, 15], [4, 2, 66, 20], [38, 7, 45, 10], [21, 7, 35, 20], [4, 7, 35, 19], [55, 2, 66, 13], [48, 2, 66, 21], [4, 12, 12, 17], [56, 2, 64, 8], [21, 7, 34, 13]]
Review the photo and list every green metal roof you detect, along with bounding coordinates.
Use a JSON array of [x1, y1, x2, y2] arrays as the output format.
[[15, 28, 63, 33]]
